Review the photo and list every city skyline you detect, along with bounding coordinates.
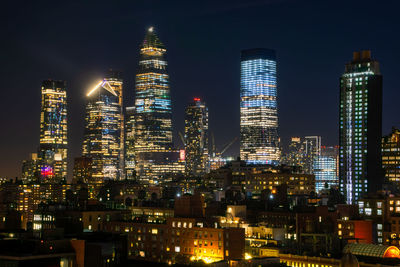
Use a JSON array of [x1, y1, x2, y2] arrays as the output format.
[[1, 0, 400, 179]]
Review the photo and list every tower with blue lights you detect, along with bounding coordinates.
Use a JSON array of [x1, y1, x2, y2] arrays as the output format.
[[240, 48, 280, 165], [339, 50, 382, 204], [134, 27, 181, 183]]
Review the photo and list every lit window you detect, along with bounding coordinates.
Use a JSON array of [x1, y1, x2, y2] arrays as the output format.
[[175, 246, 180, 252]]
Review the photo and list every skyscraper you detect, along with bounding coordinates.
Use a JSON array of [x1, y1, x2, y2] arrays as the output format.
[[382, 127, 400, 186], [313, 146, 339, 193], [105, 70, 125, 180], [82, 76, 123, 183], [339, 50, 383, 204], [39, 80, 68, 182], [283, 137, 304, 168], [125, 106, 136, 180], [303, 136, 321, 174], [134, 27, 180, 183], [184, 98, 209, 176], [240, 48, 280, 165]]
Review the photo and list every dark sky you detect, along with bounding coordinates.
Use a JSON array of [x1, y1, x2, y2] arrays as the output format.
[[1, 0, 399, 179]]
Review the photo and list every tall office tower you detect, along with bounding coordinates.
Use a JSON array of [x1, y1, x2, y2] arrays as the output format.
[[39, 80, 68, 183], [313, 146, 339, 193], [240, 48, 280, 165], [303, 136, 321, 173], [125, 106, 136, 180], [134, 27, 179, 183], [184, 98, 209, 176], [82, 77, 122, 183], [105, 70, 125, 180], [339, 51, 383, 204], [382, 127, 400, 186]]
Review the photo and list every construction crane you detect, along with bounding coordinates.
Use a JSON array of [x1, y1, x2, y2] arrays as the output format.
[[220, 137, 238, 155], [178, 131, 185, 147]]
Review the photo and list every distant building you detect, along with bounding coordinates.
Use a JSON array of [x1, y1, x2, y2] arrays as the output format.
[[82, 74, 123, 182], [72, 156, 92, 184], [303, 136, 321, 174], [134, 27, 179, 184], [382, 127, 400, 185], [184, 98, 209, 176], [125, 106, 136, 180], [21, 153, 40, 184], [339, 50, 383, 204], [38, 80, 68, 182], [240, 48, 280, 165], [313, 146, 339, 193], [284, 137, 304, 168]]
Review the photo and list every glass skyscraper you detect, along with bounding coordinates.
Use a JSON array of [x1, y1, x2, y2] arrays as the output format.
[[314, 146, 339, 193], [240, 48, 280, 164], [82, 75, 123, 183], [184, 98, 209, 176], [39, 80, 68, 183], [134, 27, 180, 183], [339, 51, 383, 204]]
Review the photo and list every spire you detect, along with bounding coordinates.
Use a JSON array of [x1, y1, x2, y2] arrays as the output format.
[[142, 27, 165, 49]]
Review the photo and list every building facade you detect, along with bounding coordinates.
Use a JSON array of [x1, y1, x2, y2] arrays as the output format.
[[184, 98, 209, 176], [303, 136, 321, 174], [134, 27, 179, 184], [125, 106, 136, 180], [39, 80, 68, 183], [82, 76, 123, 183], [382, 127, 400, 186], [240, 48, 280, 165], [339, 50, 383, 204], [313, 146, 339, 193]]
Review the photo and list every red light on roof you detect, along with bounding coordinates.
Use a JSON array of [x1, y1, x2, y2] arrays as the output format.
[[194, 97, 200, 101]]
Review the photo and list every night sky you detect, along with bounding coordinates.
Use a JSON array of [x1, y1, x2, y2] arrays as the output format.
[[1, 0, 399, 179]]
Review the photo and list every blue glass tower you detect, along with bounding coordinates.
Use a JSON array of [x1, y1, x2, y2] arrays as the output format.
[[240, 48, 280, 164]]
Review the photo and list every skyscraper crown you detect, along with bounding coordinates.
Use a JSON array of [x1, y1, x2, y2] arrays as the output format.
[[141, 27, 165, 49]]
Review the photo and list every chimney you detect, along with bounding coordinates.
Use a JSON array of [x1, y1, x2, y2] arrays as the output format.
[[361, 50, 371, 60], [353, 51, 360, 61]]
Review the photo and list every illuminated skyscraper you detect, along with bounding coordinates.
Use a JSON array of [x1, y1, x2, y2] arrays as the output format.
[[125, 106, 136, 180], [382, 127, 400, 186], [82, 74, 123, 183], [134, 27, 181, 183], [303, 136, 321, 174], [314, 146, 339, 193], [184, 98, 209, 176], [39, 80, 68, 182], [283, 137, 304, 168], [339, 51, 383, 204], [240, 48, 280, 164]]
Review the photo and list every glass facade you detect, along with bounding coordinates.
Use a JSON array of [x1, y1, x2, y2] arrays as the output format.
[[82, 77, 123, 183], [184, 98, 209, 176], [313, 146, 339, 193], [240, 48, 280, 165], [134, 27, 178, 183], [39, 80, 68, 182], [339, 51, 382, 204]]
